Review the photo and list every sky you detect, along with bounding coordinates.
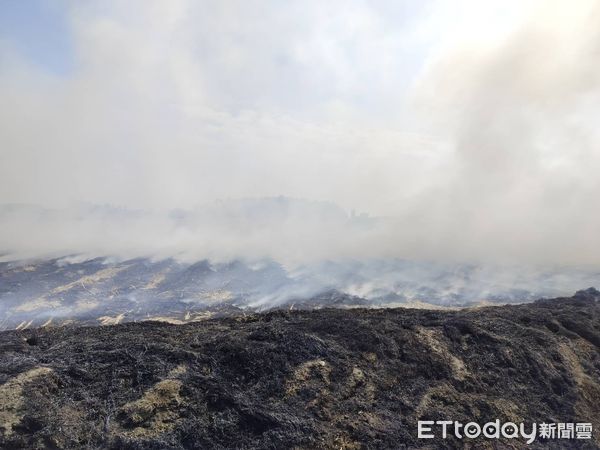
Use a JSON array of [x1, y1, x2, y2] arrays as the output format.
[[1, 0, 600, 265]]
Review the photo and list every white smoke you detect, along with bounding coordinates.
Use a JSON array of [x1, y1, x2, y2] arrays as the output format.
[[0, 0, 599, 267]]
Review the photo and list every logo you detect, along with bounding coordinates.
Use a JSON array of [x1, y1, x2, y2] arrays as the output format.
[[418, 420, 593, 444]]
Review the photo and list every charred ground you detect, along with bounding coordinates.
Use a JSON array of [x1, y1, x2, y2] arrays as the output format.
[[1, 289, 600, 449]]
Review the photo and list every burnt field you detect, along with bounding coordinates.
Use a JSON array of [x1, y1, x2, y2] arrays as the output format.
[[1, 289, 600, 449]]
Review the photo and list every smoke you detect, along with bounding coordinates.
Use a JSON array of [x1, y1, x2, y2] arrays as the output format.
[[0, 200, 391, 264], [408, 0, 600, 265], [0, 0, 599, 267]]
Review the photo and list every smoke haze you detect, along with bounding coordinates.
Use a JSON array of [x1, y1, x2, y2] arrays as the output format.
[[1, 0, 600, 266]]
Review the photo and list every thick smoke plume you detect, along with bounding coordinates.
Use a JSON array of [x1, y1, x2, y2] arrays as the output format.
[[1, 0, 599, 268]]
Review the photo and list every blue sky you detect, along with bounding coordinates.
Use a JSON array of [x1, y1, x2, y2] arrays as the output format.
[[0, 0, 74, 74]]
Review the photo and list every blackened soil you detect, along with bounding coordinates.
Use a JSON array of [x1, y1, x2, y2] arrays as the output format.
[[1, 289, 600, 449]]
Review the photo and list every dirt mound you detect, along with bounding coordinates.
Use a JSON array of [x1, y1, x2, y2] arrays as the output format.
[[1, 290, 600, 448]]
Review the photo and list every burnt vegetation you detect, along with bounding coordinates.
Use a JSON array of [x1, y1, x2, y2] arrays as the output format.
[[1, 289, 600, 449]]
